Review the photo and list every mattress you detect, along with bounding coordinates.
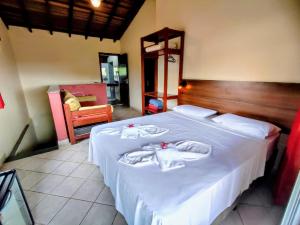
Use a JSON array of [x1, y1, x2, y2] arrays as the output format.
[[89, 112, 272, 225]]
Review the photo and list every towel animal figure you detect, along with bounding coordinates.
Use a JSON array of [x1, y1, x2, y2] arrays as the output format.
[[119, 140, 212, 172], [97, 124, 169, 139]]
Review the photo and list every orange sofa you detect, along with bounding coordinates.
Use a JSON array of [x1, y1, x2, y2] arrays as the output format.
[[63, 102, 112, 144]]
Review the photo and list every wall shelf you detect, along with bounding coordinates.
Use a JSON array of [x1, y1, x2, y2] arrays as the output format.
[[144, 92, 178, 100], [141, 27, 185, 115]]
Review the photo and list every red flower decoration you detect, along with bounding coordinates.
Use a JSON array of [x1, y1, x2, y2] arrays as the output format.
[[160, 142, 168, 149]]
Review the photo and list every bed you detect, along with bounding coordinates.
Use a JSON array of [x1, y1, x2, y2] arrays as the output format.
[[89, 79, 300, 225], [89, 111, 278, 225]]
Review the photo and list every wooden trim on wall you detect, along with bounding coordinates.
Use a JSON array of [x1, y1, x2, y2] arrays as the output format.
[[178, 80, 300, 132]]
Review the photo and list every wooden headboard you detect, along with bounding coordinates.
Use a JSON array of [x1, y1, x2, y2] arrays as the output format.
[[178, 80, 300, 132]]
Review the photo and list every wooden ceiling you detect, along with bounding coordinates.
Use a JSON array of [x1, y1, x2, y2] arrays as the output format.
[[0, 0, 145, 40]]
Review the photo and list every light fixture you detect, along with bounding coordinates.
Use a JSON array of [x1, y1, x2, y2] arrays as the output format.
[[91, 0, 101, 8], [178, 80, 187, 90]]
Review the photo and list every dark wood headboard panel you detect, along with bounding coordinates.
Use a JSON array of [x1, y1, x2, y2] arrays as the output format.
[[178, 80, 300, 132]]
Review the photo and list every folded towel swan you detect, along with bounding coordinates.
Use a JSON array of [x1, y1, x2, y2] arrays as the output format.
[[97, 124, 169, 139], [119, 140, 212, 171]]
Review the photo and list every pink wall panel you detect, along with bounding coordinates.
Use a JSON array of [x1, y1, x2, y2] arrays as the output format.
[[60, 83, 107, 105]]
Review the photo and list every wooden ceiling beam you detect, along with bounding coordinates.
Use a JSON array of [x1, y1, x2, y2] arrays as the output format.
[[0, 4, 9, 29], [17, 0, 32, 32], [0, 12, 9, 29], [116, 0, 145, 40], [39, 0, 127, 18], [1, 18, 9, 29], [0, 0, 144, 40], [45, 0, 53, 35], [24, 0, 125, 21], [68, 0, 74, 37], [85, 10, 94, 39], [100, 0, 120, 41]]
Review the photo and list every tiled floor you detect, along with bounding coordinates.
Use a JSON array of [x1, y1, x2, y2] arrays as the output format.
[[2, 140, 124, 225], [0, 106, 285, 225], [112, 105, 141, 121], [1, 139, 285, 225]]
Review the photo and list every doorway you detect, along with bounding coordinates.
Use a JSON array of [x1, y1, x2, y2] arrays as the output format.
[[99, 53, 129, 106]]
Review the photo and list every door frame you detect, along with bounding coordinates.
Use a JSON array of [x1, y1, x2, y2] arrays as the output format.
[[98, 52, 129, 105], [98, 52, 128, 82]]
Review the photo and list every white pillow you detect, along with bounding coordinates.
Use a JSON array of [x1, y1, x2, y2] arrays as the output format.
[[212, 113, 281, 139], [173, 105, 217, 119]]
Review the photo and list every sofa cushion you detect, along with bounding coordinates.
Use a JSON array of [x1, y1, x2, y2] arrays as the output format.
[[79, 104, 113, 112], [63, 90, 75, 102], [65, 97, 81, 111]]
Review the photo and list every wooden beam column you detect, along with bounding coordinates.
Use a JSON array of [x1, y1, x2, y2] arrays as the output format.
[[163, 29, 169, 112], [141, 37, 145, 115], [17, 0, 32, 32], [45, 0, 53, 35], [68, 0, 74, 37], [85, 10, 94, 39], [100, 0, 120, 41]]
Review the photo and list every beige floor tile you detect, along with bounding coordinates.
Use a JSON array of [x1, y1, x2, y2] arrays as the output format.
[[51, 177, 84, 197], [48, 199, 92, 225], [238, 205, 284, 225], [32, 194, 67, 225], [88, 167, 104, 181], [1, 157, 31, 170], [24, 191, 47, 209], [95, 187, 115, 206], [80, 203, 117, 225], [34, 150, 59, 159], [16, 169, 29, 180], [33, 160, 63, 173], [31, 174, 65, 194], [72, 179, 105, 202], [113, 213, 128, 225], [18, 158, 49, 171], [52, 161, 80, 176], [66, 143, 85, 152], [69, 163, 96, 178], [240, 184, 273, 207], [67, 151, 88, 163], [20, 171, 47, 190], [54, 150, 74, 161], [82, 158, 93, 164], [36, 150, 74, 161], [69, 142, 89, 153], [220, 210, 243, 225]]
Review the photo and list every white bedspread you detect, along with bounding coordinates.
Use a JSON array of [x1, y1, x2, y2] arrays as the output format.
[[89, 112, 268, 225]]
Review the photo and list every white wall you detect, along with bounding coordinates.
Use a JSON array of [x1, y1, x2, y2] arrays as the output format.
[[0, 19, 34, 163], [156, 0, 300, 83], [9, 27, 121, 143], [120, 0, 156, 111], [122, 0, 300, 112]]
